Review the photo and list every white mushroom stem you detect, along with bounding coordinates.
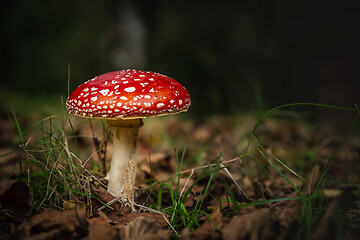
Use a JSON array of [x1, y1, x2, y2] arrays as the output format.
[[106, 118, 143, 202]]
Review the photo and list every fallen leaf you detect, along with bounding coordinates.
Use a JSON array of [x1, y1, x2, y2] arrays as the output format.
[[90, 183, 131, 222], [183, 193, 195, 208], [252, 177, 266, 200], [190, 210, 224, 240], [116, 212, 169, 228], [116, 216, 170, 240], [180, 228, 191, 240], [221, 209, 278, 240], [322, 188, 342, 197], [0, 208, 22, 238], [84, 217, 117, 240], [313, 186, 360, 240], [63, 200, 88, 211], [274, 205, 298, 230], [16, 208, 88, 239], [303, 164, 321, 195], [0, 181, 32, 218]]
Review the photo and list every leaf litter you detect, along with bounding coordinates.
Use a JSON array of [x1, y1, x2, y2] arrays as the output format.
[[1, 113, 360, 239]]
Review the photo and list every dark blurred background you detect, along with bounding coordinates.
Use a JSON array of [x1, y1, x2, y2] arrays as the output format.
[[1, 0, 359, 121]]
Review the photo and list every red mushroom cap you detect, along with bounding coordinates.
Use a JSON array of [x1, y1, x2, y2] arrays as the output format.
[[66, 70, 191, 119]]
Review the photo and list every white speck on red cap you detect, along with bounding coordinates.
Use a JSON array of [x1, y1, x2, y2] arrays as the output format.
[[66, 70, 191, 119]]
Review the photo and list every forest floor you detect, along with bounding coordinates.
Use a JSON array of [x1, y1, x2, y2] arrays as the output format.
[[1, 107, 360, 240]]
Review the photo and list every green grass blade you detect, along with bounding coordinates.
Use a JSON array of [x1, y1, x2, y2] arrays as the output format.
[[12, 109, 24, 144], [231, 193, 321, 208], [260, 146, 305, 182], [197, 156, 222, 210], [258, 147, 301, 195]]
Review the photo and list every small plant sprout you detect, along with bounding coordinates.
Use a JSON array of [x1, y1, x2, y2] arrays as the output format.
[[66, 70, 191, 202]]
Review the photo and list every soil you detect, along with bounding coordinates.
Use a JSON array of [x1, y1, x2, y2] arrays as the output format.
[[1, 114, 360, 239]]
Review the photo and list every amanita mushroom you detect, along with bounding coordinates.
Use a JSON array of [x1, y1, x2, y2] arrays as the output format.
[[66, 70, 191, 202]]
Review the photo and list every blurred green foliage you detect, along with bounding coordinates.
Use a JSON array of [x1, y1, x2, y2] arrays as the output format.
[[1, 0, 359, 118]]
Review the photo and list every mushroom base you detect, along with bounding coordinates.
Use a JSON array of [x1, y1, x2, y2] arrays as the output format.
[[107, 119, 143, 202]]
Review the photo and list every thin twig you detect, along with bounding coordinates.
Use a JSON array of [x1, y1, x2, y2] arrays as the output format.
[[162, 156, 241, 180], [70, 152, 108, 189], [97, 195, 170, 217], [132, 201, 169, 216], [220, 163, 249, 199], [180, 169, 194, 198], [162, 215, 179, 237]]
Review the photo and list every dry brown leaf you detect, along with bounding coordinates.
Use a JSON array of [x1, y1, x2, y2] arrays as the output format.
[[116, 216, 170, 240], [242, 176, 255, 196], [63, 200, 88, 211], [190, 210, 224, 240], [322, 188, 342, 197], [313, 187, 360, 240], [180, 228, 191, 240], [90, 184, 131, 221], [116, 212, 169, 228], [0, 208, 22, 238], [303, 164, 321, 195], [252, 177, 266, 200], [17, 208, 88, 239], [183, 193, 195, 208], [192, 125, 212, 143], [0, 149, 24, 191], [274, 206, 298, 230], [84, 217, 117, 240], [221, 209, 278, 240], [97, 209, 114, 224], [0, 181, 32, 219]]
